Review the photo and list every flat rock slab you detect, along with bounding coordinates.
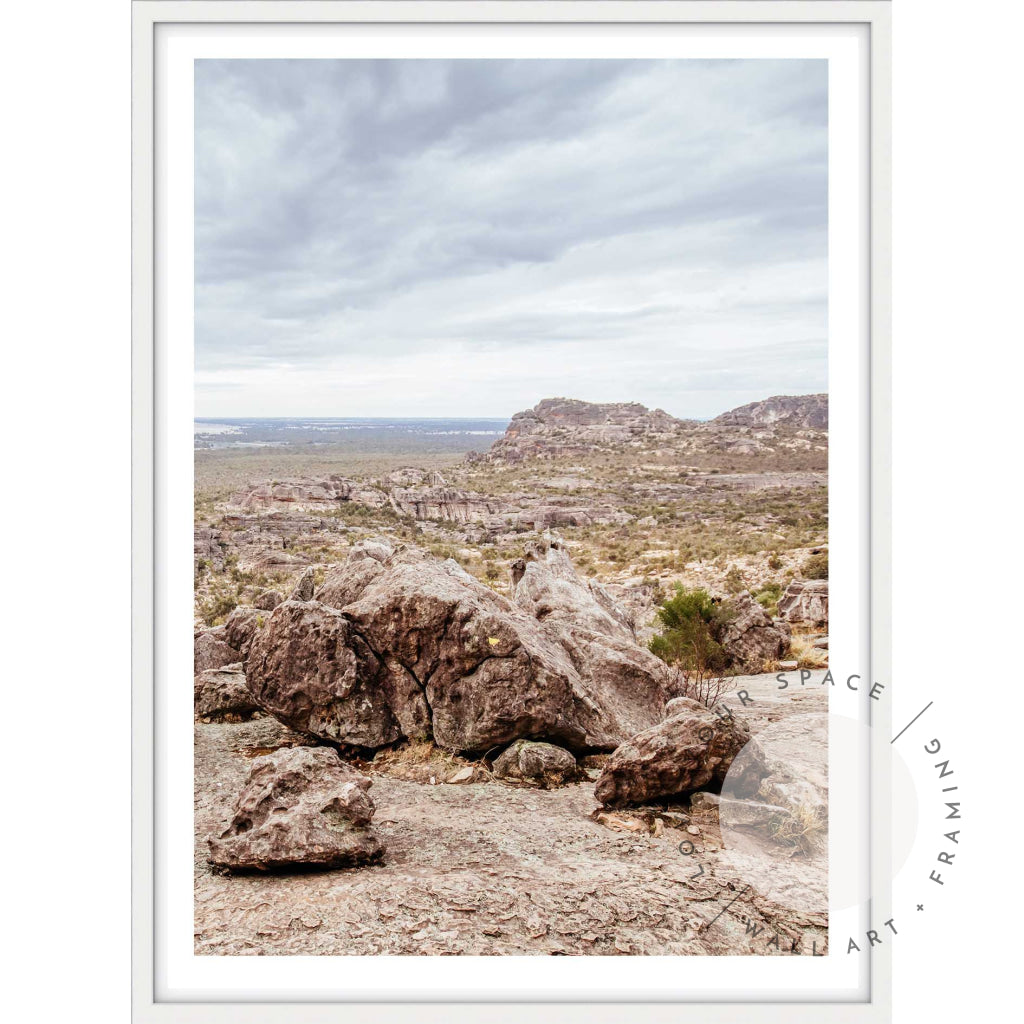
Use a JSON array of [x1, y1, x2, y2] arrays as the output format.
[[195, 674, 828, 956]]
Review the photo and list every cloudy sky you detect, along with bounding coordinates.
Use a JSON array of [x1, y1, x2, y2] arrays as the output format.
[[195, 59, 827, 419]]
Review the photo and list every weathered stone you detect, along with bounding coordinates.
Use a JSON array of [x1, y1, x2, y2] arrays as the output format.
[[289, 567, 316, 602], [208, 746, 385, 873], [223, 605, 267, 660], [245, 600, 406, 749], [594, 701, 769, 807], [253, 589, 284, 611], [513, 537, 638, 641], [720, 592, 789, 672], [248, 542, 681, 755], [484, 398, 692, 463], [493, 739, 579, 788], [778, 579, 829, 628], [709, 394, 827, 430], [194, 665, 260, 721], [665, 696, 696, 718], [194, 630, 241, 674]]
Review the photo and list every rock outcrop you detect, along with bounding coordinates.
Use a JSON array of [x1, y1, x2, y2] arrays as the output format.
[[245, 539, 681, 755], [720, 592, 790, 672], [194, 629, 241, 674], [289, 567, 316, 602], [594, 698, 769, 807], [208, 746, 385, 873], [512, 537, 639, 641], [492, 739, 579, 788], [777, 579, 829, 628], [194, 665, 261, 721], [253, 589, 284, 611], [481, 398, 691, 462], [709, 394, 828, 431], [222, 605, 267, 660]]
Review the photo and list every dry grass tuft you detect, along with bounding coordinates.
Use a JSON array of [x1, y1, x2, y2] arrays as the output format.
[[369, 739, 482, 784], [787, 634, 829, 669], [768, 802, 827, 855]]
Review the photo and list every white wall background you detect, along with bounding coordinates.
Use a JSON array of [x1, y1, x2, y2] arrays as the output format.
[[1, 0, 1017, 1019]]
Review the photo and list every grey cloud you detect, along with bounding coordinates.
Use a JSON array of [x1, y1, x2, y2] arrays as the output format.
[[195, 58, 827, 417]]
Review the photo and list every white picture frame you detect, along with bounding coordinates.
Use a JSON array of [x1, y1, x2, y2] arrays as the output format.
[[132, 2, 892, 1020]]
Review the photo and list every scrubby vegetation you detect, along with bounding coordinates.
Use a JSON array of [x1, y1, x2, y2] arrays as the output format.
[[801, 550, 828, 579]]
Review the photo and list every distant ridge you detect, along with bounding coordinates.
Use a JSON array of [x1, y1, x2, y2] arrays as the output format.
[[709, 394, 828, 430], [474, 393, 827, 463]]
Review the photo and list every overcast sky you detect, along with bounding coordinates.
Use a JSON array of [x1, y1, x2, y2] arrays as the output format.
[[195, 58, 827, 419]]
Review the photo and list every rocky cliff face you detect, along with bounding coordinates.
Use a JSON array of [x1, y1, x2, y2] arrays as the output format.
[[483, 398, 691, 462], [478, 394, 827, 464], [709, 394, 828, 430]]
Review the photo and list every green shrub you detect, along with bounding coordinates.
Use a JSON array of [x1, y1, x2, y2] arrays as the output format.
[[198, 590, 238, 627], [648, 586, 731, 678], [753, 581, 783, 617]]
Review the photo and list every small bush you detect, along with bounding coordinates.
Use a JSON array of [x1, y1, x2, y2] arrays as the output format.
[[649, 586, 732, 686], [802, 551, 828, 579], [724, 565, 746, 594], [753, 582, 783, 617], [198, 590, 238, 627]]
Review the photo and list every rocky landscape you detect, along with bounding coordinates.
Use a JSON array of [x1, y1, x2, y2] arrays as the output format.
[[194, 394, 830, 956]]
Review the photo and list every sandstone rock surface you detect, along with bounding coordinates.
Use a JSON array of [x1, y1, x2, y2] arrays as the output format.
[[207, 746, 385, 873], [492, 739, 579, 787], [246, 540, 680, 755], [194, 665, 260, 721], [594, 699, 768, 807], [253, 589, 284, 611], [194, 629, 241, 674], [777, 579, 829, 628], [709, 394, 828, 431], [223, 605, 267, 660], [720, 592, 789, 672]]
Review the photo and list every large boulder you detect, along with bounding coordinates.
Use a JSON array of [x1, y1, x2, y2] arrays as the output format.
[[492, 739, 579, 788], [512, 537, 638, 641], [207, 746, 385, 873], [720, 592, 789, 672], [245, 600, 409, 748], [594, 698, 769, 807], [246, 540, 681, 755], [194, 629, 241, 674], [194, 665, 260, 721], [777, 579, 829, 628], [223, 605, 267, 660]]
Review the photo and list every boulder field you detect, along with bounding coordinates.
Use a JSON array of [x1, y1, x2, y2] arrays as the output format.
[[196, 537, 782, 875], [243, 537, 685, 755]]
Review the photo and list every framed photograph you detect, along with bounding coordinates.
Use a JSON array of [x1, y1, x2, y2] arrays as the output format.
[[133, 1, 891, 1020]]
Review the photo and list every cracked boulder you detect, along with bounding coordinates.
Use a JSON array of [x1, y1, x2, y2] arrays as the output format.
[[246, 539, 680, 754], [207, 746, 385, 873], [223, 605, 269, 661], [778, 579, 829, 628], [594, 697, 769, 807]]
